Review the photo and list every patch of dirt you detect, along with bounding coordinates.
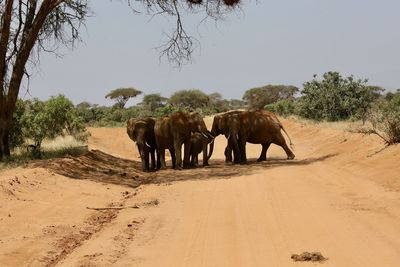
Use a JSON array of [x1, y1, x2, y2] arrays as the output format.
[[291, 252, 328, 262], [41, 209, 119, 267]]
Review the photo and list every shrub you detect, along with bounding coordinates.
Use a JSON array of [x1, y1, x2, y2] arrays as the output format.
[[367, 95, 400, 145], [20, 95, 87, 151], [298, 72, 381, 121], [265, 99, 297, 117]]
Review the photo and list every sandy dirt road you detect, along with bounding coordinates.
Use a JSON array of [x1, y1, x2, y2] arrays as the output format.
[[1, 117, 400, 266]]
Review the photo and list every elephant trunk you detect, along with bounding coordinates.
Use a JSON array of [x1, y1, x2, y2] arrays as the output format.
[[207, 138, 214, 160]]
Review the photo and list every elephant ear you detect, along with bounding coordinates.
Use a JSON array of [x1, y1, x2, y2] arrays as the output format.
[[127, 119, 137, 141]]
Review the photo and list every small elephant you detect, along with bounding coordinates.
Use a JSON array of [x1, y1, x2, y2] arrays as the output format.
[[127, 117, 159, 171], [189, 132, 214, 167]]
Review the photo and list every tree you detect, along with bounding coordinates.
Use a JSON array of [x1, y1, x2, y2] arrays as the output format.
[[168, 89, 210, 109], [243, 85, 299, 109], [298, 72, 381, 121], [76, 101, 92, 109], [105, 87, 142, 108], [0, 0, 241, 160], [0, 0, 89, 160], [140, 93, 168, 112]]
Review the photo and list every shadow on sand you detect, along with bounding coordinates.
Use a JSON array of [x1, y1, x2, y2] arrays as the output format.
[[33, 149, 338, 188]]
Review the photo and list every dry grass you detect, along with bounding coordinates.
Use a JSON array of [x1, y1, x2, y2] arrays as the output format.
[[286, 115, 374, 133], [0, 135, 88, 170]]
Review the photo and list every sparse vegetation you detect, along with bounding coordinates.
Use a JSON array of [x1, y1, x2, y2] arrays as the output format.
[[366, 95, 400, 145]]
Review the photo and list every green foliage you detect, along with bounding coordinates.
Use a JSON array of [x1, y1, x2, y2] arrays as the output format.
[[368, 95, 400, 144], [298, 72, 381, 121], [265, 99, 297, 117], [153, 104, 183, 117], [168, 89, 210, 109], [140, 93, 168, 112], [20, 95, 87, 150], [243, 85, 299, 109], [105, 87, 142, 108]]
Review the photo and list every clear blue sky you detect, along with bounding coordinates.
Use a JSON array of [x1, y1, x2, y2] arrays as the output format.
[[25, 0, 400, 106]]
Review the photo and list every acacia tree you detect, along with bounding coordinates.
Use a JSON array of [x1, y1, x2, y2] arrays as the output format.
[[105, 87, 142, 108], [242, 85, 299, 109], [0, 0, 240, 160], [140, 93, 168, 112]]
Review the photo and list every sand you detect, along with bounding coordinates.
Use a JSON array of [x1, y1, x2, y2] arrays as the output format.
[[0, 117, 400, 266]]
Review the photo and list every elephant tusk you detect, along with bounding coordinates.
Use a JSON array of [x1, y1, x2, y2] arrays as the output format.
[[201, 132, 209, 138], [145, 142, 151, 148], [236, 134, 239, 140], [226, 133, 231, 139]]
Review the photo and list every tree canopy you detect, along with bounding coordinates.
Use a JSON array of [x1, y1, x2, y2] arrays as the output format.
[[105, 87, 142, 108], [168, 89, 210, 109], [243, 85, 299, 109], [140, 93, 168, 112]]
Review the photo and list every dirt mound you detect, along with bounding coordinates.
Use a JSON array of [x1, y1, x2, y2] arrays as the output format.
[[291, 252, 327, 262]]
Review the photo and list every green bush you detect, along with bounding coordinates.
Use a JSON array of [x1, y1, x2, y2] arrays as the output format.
[[265, 99, 297, 117], [20, 95, 87, 151], [298, 72, 381, 121]]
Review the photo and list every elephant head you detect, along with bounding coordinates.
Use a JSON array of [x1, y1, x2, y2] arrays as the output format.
[[127, 117, 157, 171], [187, 112, 213, 137], [209, 110, 243, 163]]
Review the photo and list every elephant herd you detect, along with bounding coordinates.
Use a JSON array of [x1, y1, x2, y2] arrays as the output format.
[[127, 110, 295, 172]]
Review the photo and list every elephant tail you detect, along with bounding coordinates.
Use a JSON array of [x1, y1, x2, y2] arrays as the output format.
[[280, 124, 295, 150]]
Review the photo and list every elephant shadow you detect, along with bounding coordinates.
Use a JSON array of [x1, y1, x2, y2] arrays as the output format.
[[33, 149, 337, 188]]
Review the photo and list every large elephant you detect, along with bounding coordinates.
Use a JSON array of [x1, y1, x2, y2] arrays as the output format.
[[210, 109, 295, 164], [238, 109, 295, 163], [126, 117, 159, 171], [210, 110, 243, 163], [189, 132, 214, 167], [154, 111, 214, 169]]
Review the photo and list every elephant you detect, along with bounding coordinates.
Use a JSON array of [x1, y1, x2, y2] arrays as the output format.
[[154, 111, 214, 170], [126, 117, 159, 172], [210, 109, 295, 164], [189, 132, 214, 167], [210, 110, 243, 164], [238, 109, 295, 163]]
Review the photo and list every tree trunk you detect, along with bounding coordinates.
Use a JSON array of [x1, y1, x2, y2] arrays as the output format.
[[0, 115, 11, 160]]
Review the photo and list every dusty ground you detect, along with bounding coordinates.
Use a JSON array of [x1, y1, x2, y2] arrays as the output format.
[[1, 117, 400, 266]]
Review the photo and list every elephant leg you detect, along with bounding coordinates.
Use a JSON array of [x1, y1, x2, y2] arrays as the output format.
[[183, 140, 191, 169], [190, 152, 195, 167], [156, 150, 161, 169], [202, 142, 209, 166], [150, 149, 156, 170], [169, 148, 176, 169], [140, 147, 149, 172], [159, 149, 167, 169], [174, 141, 183, 170], [195, 154, 199, 165], [257, 143, 271, 162], [224, 143, 233, 163], [238, 137, 247, 164], [274, 134, 295, 160]]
